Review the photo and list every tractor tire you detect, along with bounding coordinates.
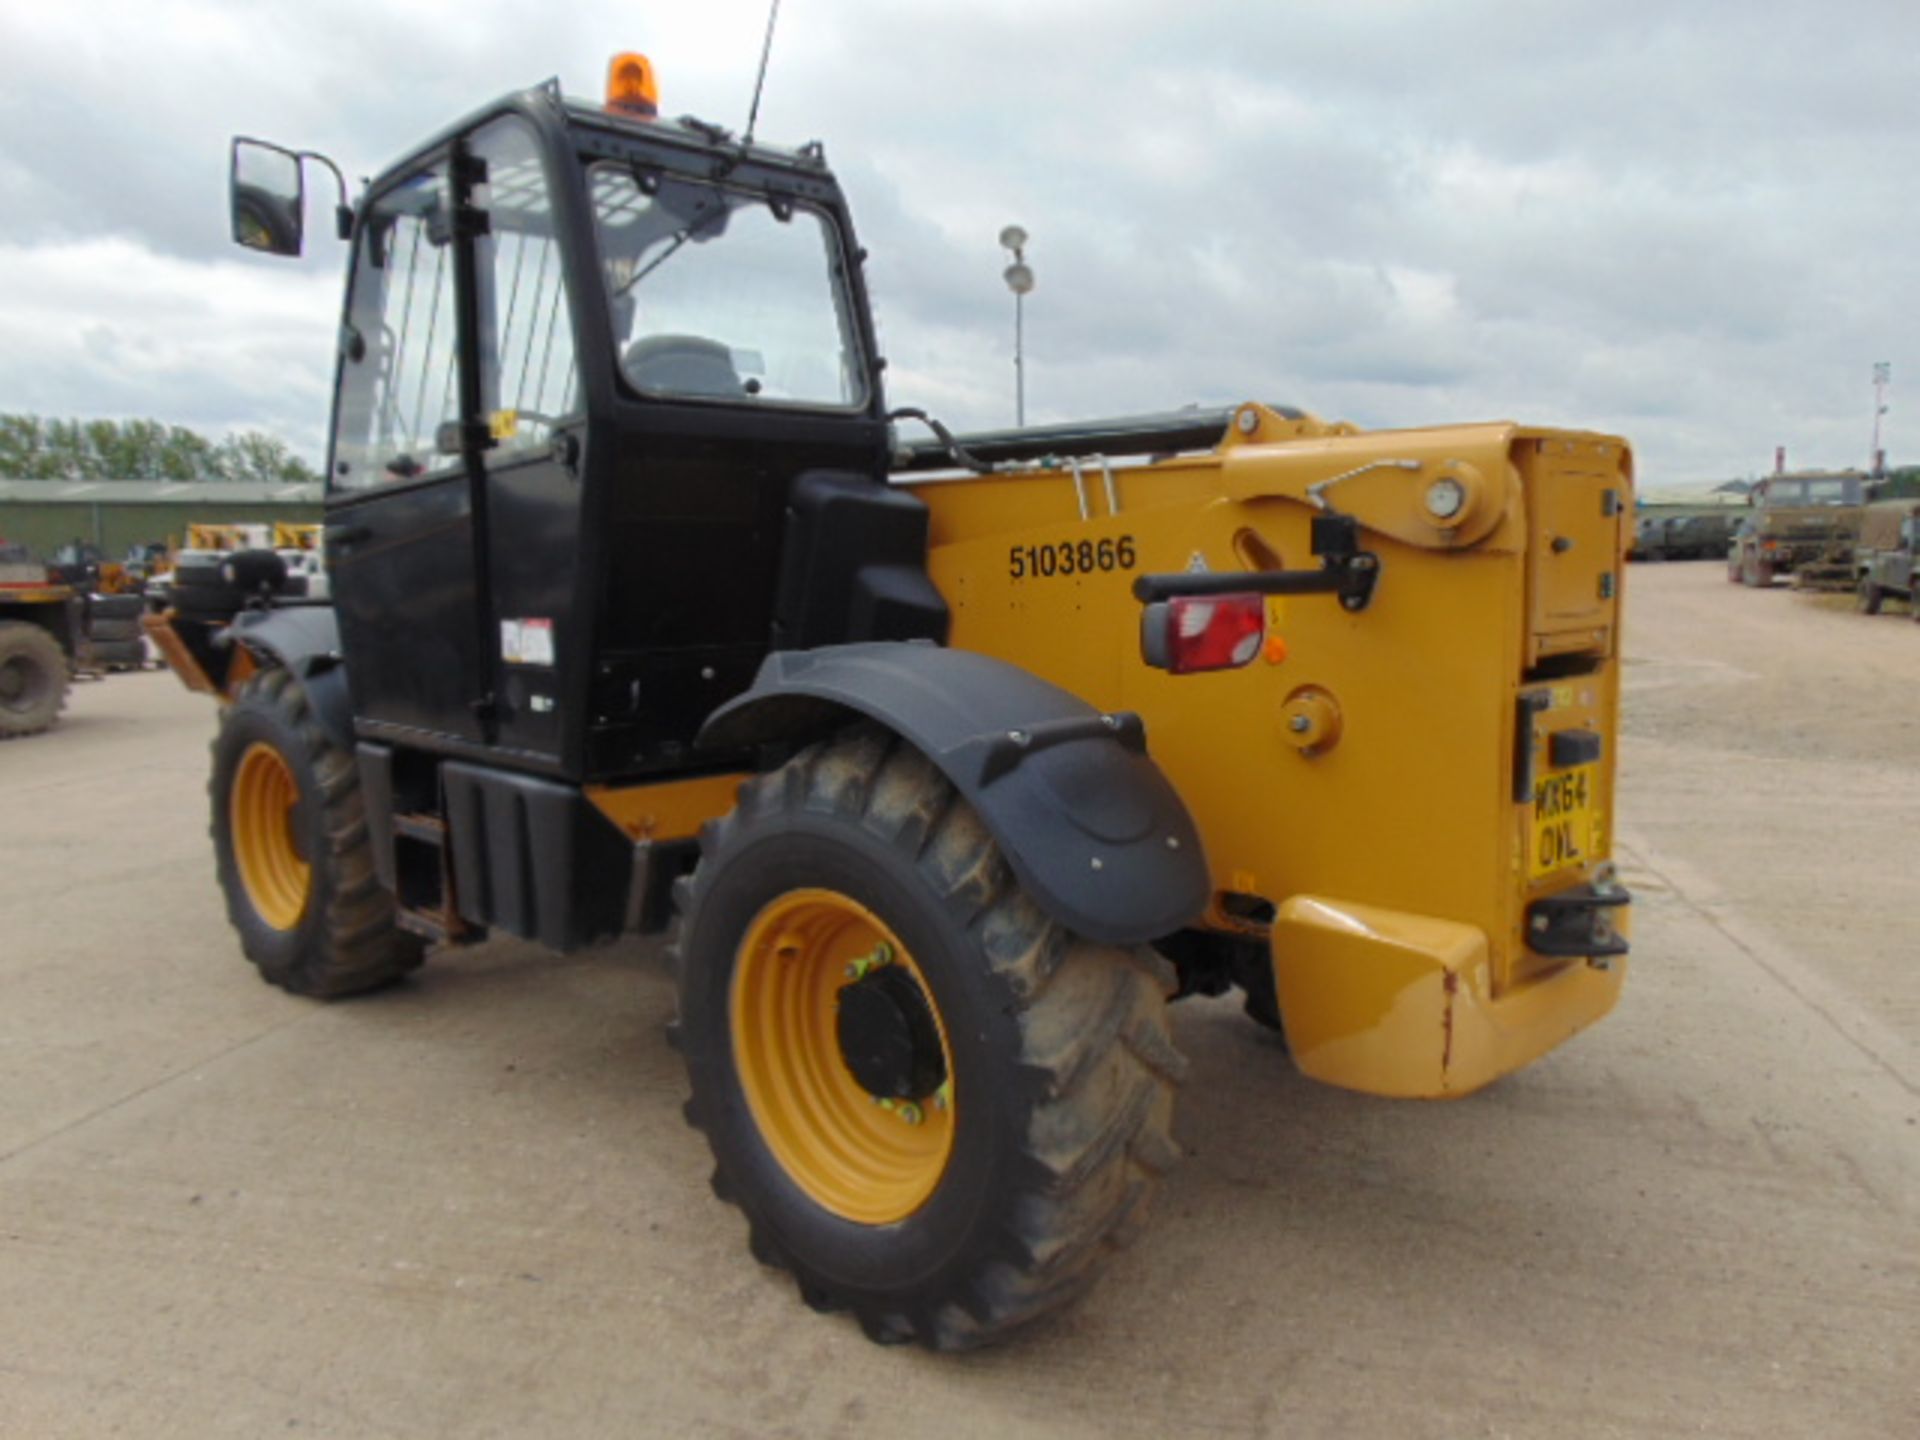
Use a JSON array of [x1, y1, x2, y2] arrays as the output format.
[[171, 583, 246, 623], [669, 726, 1184, 1351], [89, 638, 146, 670], [210, 668, 424, 997], [88, 616, 142, 643], [89, 594, 144, 621], [171, 557, 227, 589], [0, 621, 68, 739], [170, 560, 247, 616], [1857, 576, 1883, 615]]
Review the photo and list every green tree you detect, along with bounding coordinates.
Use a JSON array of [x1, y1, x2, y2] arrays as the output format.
[[212, 430, 315, 485], [39, 419, 90, 479], [0, 415, 45, 477], [0, 414, 319, 484], [158, 426, 218, 483]]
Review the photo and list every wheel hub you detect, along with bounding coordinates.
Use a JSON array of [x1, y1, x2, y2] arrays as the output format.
[[729, 887, 957, 1224], [0, 659, 24, 704], [836, 965, 947, 1102], [231, 741, 311, 931]]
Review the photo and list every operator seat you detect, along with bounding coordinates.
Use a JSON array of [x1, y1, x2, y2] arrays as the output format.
[[622, 334, 744, 398]]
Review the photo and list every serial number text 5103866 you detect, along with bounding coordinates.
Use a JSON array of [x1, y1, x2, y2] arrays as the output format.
[[1009, 535, 1137, 582]]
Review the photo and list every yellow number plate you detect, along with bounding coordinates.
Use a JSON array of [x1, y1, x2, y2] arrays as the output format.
[[1530, 763, 1600, 880]]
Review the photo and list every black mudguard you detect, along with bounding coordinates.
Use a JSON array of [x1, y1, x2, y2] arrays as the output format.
[[698, 643, 1208, 946], [227, 606, 352, 755]]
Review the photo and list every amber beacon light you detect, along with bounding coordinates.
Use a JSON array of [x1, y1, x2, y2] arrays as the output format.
[[607, 52, 660, 117]]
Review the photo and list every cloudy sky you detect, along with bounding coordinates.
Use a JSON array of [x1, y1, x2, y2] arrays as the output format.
[[2, 0, 1914, 484]]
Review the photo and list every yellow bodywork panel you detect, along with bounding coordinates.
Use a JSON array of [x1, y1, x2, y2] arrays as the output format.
[[0, 584, 74, 604], [1271, 896, 1624, 1097], [585, 772, 749, 842], [911, 405, 1633, 1098]]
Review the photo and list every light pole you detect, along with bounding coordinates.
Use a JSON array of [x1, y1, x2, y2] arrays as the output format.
[[1871, 361, 1891, 477], [999, 225, 1034, 428]]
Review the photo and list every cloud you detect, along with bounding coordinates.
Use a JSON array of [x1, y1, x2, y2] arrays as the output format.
[[0, 238, 340, 455], [0, 0, 1915, 479]]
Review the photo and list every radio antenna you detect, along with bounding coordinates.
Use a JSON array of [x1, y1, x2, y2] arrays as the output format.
[[743, 0, 783, 147]]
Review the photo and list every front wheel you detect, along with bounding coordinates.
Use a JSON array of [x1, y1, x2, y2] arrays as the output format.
[[670, 727, 1184, 1350], [210, 669, 424, 996]]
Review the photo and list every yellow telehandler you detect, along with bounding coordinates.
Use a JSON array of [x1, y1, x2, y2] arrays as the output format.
[[154, 53, 1633, 1348]]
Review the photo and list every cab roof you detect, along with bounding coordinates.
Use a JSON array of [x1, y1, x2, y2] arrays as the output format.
[[362, 82, 837, 203]]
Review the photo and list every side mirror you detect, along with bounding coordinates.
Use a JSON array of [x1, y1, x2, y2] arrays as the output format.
[[231, 138, 306, 256]]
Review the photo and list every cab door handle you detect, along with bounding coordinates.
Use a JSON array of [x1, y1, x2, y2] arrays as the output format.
[[325, 523, 371, 549]]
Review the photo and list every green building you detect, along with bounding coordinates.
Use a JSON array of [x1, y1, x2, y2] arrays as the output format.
[[0, 478, 324, 559]]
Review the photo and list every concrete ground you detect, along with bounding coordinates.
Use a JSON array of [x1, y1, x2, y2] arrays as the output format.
[[1, 564, 1914, 1439]]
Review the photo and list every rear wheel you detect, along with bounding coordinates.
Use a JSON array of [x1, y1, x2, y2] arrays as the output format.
[[210, 669, 423, 996], [670, 727, 1184, 1350], [0, 621, 68, 739], [1857, 575, 1883, 614]]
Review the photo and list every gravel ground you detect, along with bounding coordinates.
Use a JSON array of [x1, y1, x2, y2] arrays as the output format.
[[0, 568, 1913, 1439]]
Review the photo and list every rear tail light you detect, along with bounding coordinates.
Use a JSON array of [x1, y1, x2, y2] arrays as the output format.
[[1140, 593, 1265, 673]]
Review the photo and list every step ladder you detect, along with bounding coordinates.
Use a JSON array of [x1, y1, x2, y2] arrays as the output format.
[[391, 811, 482, 945]]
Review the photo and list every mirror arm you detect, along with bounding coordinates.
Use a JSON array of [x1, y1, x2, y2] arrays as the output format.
[[297, 150, 354, 240]]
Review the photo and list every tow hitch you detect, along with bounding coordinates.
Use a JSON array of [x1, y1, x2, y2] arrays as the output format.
[[1527, 878, 1631, 966]]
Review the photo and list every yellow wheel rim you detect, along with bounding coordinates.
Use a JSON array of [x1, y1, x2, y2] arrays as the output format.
[[731, 888, 956, 1225], [231, 742, 311, 931]]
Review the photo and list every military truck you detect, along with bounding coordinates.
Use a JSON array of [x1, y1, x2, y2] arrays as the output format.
[[1727, 471, 1866, 588], [1853, 498, 1920, 618], [1630, 505, 1741, 562], [152, 54, 1636, 1349]]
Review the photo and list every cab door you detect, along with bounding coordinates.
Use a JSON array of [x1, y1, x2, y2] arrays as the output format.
[[325, 153, 489, 745], [465, 115, 589, 765]]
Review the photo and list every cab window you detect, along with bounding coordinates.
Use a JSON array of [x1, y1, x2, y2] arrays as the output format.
[[331, 163, 462, 490], [469, 118, 580, 457], [587, 164, 865, 409]]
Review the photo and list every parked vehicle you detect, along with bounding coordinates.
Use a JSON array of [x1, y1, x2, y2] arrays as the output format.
[[1630, 506, 1742, 561], [1727, 472, 1866, 589], [1853, 498, 1920, 618], [0, 540, 79, 738]]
